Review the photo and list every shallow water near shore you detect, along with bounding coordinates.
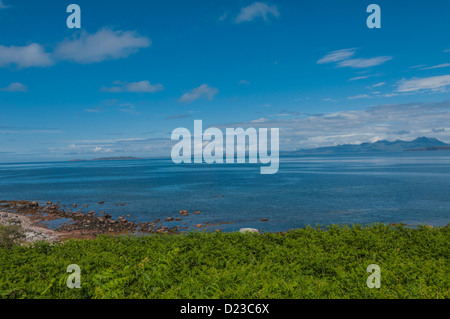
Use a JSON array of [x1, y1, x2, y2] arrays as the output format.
[[0, 152, 449, 232]]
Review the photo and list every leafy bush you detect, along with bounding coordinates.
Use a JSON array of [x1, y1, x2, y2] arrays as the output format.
[[0, 224, 448, 299], [0, 224, 25, 249]]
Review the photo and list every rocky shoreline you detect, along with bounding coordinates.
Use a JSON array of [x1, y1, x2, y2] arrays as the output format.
[[0, 211, 59, 243], [0, 200, 201, 243]]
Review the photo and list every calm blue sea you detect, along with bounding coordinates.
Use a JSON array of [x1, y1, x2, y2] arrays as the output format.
[[1, 153, 449, 232]]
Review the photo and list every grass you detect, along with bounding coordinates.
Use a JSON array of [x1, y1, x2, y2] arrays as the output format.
[[0, 224, 448, 299]]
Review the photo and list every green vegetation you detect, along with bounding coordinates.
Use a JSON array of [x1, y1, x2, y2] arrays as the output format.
[[0, 224, 448, 299], [0, 224, 25, 249]]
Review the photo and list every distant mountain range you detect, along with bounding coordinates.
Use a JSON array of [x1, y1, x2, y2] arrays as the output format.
[[290, 137, 450, 154]]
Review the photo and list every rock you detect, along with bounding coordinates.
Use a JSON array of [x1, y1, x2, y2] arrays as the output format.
[[239, 228, 259, 234], [98, 201, 104, 204], [104, 214, 112, 219], [425, 225, 434, 229], [73, 204, 78, 208], [194, 211, 201, 214], [179, 210, 188, 215], [175, 218, 182, 221], [165, 217, 174, 222], [88, 211, 95, 214], [196, 224, 203, 228], [120, 203, 125, 206], [28, 202, 39, 207], [261, 218, 269, 222], [46, 201, 52, 205], [83, 204, 89, 208]]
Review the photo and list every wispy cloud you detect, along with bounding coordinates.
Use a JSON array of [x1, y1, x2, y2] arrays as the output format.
[[118, 103, 140, 115], [410, 64, 428, 69], [418, 63, 450, 70], [369, 82, 386, 88], [101, 80, 163, 93], [347, 94, 371, 100], [0, 82, 27, 92], [0, 43, 54, 68], [337, 56, 392, 68], [238, 80, 251, 85], [50, 137, 172, 158], [349, 75, 370, 81], [396, 75, 450, 93], [179, 84, 219, 103], [317, 48, 356, 64], [54, 28, 151, 64], [85, 100, 140, 114], [0, 129, 63, 134], [234, 2, 280, 24], [318, 48, 392, 69]]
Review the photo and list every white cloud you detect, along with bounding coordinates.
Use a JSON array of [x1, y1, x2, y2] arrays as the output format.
[[54, 28, 151, 64], [370, 82, 386, 88], [0, 43, 53, 68], [179, 84, 219, 103], [337, 56, 392, 68], [238, 80, 251, 85], [318, 48, 392, 69], [48, 100, 450, 156], [0, 82, 27, 92], [51, 137, 172, 158], [444, 49, 450, 53], [317, 49, 356, 64], [219, 100, 450, 150], [251, 117, 268, 123], [101, 80, 163, 93], [419, 63, 450, 70], [410, 64, 428, 69], [347, 94, 371, 100], [397, 75, 450, 93], [234, 2, 280, 24], [349, 75, 370, 81]]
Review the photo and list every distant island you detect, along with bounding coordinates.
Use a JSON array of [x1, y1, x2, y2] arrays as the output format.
[[69, 157, 143, 162], [68, 137, 450, 161], [289, 137, 450, 155]]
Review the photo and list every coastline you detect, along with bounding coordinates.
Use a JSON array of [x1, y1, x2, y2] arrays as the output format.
[[0, 200, 186, 243], [1, 199, 444, 245], [0, 211, 60, 243]]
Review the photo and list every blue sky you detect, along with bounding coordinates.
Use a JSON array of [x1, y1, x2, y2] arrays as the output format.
[[1, 0, 450, 162]]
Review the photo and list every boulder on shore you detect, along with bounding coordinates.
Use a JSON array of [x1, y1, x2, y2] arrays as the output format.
[[239, 228, 259, 234]]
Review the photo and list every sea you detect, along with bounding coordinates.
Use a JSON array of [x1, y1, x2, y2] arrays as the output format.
[[0, 152, 449, 232]]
